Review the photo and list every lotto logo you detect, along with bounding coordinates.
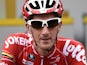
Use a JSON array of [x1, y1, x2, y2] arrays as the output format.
[[63, 40, 86, 64]]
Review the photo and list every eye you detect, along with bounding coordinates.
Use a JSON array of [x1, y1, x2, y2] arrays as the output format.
[[47, 19, 58, 28], [31, 21, 42, 29]]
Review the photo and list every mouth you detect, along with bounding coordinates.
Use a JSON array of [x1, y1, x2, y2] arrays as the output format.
[[41, 37, 51, 40], [40, 37, 51, 43]]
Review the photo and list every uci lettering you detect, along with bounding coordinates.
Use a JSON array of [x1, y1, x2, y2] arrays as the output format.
[[63, 40, 86, 64]]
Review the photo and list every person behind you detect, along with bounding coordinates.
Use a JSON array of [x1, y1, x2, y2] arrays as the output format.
[[0, 0, 86, 65]]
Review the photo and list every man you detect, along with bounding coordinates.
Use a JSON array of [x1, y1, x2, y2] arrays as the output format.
[[0, 0, 86, 65]]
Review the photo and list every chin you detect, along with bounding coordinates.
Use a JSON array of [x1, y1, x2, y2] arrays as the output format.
[[41, 45, 52, 50]]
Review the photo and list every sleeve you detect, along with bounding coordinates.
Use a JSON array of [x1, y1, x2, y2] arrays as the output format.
[[63, 39, 87, 65], [0, 34, 23, 65]]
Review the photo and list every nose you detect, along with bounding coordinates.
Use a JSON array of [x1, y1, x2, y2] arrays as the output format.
[[41, 26, 50, 35]]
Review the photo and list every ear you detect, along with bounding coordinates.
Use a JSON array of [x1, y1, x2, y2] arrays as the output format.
[[25, 23, 31, 34], [26, 23, 29, 30], [58, 22, 62, 31]]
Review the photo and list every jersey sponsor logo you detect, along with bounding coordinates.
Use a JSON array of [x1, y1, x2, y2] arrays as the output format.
[[5, 36, 32, 48], [22, 59, 34, 65], [28, 54, 36, 60], [63, 40, 86, 64], [0, 62, 8, 65]]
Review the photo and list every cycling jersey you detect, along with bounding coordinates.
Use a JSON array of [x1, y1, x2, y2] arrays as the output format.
[[0, 33, 86, 65]]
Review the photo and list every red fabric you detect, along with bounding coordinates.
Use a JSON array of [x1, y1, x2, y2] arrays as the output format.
[[0, 33, 86, 65]]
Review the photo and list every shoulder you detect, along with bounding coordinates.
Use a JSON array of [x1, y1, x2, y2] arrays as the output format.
[[57, 37, 86, 53], [56, 37, 86, 65], [57, 37, 85, 47], [2, 33, 33, 58], [3, 33, 33, 48]]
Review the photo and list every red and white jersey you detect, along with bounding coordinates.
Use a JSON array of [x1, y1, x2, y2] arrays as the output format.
[[0, 33, 86, 65]]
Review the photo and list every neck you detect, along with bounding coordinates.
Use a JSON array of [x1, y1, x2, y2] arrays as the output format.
[[34, 44, 54, 56]]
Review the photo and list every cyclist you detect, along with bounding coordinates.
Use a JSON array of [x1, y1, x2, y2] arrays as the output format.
[[0, 0, 86, 65]]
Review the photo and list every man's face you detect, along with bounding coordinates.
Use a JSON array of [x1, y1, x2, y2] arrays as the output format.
[[27, 13, 62, 50]]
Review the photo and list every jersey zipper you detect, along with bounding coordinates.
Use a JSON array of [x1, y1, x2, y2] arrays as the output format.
[[40, 56, 44, 65]]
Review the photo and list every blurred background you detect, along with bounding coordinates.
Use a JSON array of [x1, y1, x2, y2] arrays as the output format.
[[0, 0, 87, 57]]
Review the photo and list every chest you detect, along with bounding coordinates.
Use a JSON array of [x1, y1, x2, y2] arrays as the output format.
[[17, 47, 67, 65]]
